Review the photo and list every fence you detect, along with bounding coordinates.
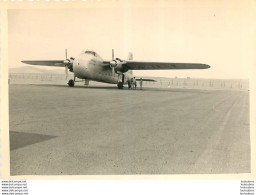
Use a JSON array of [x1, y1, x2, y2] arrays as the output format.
[[9, 73, 249, 90]]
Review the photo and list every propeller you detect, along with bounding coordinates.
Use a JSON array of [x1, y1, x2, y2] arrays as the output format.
[[109, 49, 127, 76], [64, 48, 69, 79], [111, 49, 115, 76], [65, 66, 68, 80], [63, 49, 74, 80]]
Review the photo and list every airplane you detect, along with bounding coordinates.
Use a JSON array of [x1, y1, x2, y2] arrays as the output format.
[[22, 49, 210, 89]]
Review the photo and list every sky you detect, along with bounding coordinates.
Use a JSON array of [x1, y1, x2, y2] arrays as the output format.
[[8, 1, 256, 79]]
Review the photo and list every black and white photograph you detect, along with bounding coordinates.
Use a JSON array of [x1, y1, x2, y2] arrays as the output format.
[[7, 2, 253, 176]]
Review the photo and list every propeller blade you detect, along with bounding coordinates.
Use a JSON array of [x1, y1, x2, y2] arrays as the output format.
[[65, 48, 68, 59], [112, 67, 115, 77], [112, 49, 114, 60], [65, 65, 68, 80]]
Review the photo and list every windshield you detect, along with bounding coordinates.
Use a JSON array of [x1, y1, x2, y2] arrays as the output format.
[[85, 50, 96, 56]]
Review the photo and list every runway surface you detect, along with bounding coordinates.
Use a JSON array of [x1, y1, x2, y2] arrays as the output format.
[[9, 84, 250, 175]]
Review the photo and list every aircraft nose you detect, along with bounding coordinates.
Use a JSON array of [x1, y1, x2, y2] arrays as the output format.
[[73, 59, 79, 68], [73, 58, 85, 76]]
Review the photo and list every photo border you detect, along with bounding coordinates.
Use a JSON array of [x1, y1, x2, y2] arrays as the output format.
[[1, 0, 255, 180]]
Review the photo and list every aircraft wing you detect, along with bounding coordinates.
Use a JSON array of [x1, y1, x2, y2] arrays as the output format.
[[124, 61, 210, 70], [103, 60, 210, 70], [21, 60, 65, 67]]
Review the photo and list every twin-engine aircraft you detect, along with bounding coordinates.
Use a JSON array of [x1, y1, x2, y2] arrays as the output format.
[[22, 49, 210, 89]]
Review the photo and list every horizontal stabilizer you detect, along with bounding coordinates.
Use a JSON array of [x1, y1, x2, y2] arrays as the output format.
[[136, 78, 157, 82]]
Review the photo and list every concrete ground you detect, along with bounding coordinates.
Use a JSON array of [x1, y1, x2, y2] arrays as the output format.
[[9, 84, 250, 175]]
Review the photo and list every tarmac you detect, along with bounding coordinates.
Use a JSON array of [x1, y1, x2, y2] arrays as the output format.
[[9, 84, 250, 175]]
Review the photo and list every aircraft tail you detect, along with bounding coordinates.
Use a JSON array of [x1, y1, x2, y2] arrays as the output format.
[[127, 52, 133, 60]]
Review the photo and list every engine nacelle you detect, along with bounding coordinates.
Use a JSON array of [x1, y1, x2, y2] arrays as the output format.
[[110, 59, 128, 73], [115, 63, 125, 72], [64, 57, 74, 72]]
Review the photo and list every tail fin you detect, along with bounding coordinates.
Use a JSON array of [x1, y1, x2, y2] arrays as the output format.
[[127, 52, 133, 60]]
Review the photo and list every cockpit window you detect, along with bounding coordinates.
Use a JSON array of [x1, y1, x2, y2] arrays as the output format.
[[85, 51, 96, 56]]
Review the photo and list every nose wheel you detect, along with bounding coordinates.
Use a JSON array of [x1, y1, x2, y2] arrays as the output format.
[[68, 76, 75, 87], [68, 79, 74, 87]]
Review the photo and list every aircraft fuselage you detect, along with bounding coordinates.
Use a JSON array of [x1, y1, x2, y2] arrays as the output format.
[[73, 51, 133, 84]]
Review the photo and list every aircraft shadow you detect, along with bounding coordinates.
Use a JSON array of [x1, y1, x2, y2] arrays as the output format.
[[10, 131, 57, 151]]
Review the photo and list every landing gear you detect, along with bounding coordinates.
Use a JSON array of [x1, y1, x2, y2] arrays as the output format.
[[68, 76, 75, 87], [68, 79, 74, 87], [117, 74, 124, 89], [84, 79, 89, 86], [117, 82, 123, 89]]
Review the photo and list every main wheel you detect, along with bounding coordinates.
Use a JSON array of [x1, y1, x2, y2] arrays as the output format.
[[68, 79, 74, 87], [117, 82, 123, 89]]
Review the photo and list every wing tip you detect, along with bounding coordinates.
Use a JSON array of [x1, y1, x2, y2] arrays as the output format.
[[203, 64, 211, 69], [21, 60, 30, 65]]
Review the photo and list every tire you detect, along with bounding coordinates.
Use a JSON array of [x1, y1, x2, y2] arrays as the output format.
[[68, 79, 74, 87], [117, 82, 123, 89]]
